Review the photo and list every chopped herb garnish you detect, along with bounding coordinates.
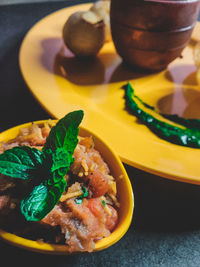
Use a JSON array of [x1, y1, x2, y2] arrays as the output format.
[[82, 186, 88, 198], [75, 198, 83, 205], [75, 186, 88, 205], [101, 200, 106, 207]]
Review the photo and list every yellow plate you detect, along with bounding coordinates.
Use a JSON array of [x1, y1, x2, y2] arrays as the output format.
[[0, 120, 134, 254], [19, 3, 200, 184]]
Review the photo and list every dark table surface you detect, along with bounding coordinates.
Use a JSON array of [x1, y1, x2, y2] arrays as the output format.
[[1, 1, 200, 266]]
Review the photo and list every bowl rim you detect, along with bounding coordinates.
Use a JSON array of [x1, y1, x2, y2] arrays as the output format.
[[111, 20, 196, 33], [0, 120, 134, 254]]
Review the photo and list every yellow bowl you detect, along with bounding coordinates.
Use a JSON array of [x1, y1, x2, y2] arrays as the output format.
[[0, 120, 134, 254]]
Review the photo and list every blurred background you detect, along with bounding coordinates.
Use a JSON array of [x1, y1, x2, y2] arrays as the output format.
[[0, 0, 59, 4]]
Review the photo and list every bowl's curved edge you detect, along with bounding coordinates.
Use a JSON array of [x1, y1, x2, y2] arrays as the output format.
[[0, 120, 134, 254]]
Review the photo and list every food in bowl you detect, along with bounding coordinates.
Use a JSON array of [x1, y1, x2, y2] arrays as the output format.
[[0, 111, 133, 253]]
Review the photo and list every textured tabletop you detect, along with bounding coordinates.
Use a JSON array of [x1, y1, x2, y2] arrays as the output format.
[[1, 1, 200, 266]]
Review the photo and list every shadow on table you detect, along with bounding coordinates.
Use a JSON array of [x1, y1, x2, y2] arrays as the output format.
[[125, 164, 200, 233]]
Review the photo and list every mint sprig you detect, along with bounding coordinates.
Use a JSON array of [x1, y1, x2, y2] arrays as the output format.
[[0, 110, 84, 221], [21, 177, 67, 222], [0, 146, 43, 179], [43, 110, 83, 154]]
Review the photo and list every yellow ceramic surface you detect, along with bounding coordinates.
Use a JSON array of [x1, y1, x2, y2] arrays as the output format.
[[19, 3, 200, 184], [0, 120, 134, 254]]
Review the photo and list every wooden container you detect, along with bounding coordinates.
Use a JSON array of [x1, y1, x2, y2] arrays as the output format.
[[110, 0, 200, 72]]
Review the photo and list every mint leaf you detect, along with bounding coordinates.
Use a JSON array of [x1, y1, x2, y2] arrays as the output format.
[[51, 148, 71, 173], [0, 146, 43, 179], [43, 110, 84, 153], [21, 177, 67, 221], [41, 147, 72, 180], [21, 148, 72, 221], [20, 111, 84, 221]]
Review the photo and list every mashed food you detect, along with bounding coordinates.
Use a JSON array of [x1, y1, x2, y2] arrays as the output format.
[[0, 122, 119, 252]]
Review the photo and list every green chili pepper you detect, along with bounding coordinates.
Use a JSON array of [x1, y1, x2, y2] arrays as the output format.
[[124, 83, 200, 148]]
